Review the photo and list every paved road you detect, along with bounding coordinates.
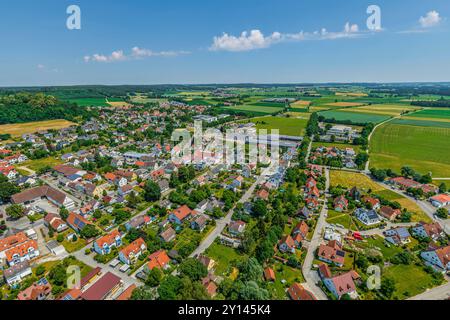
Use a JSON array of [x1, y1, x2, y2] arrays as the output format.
[[301, 168, 329, 300], [189, 166, 272, 258], [408, 280, 450, 300]]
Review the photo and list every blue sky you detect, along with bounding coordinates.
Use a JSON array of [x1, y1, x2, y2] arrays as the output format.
[[0, 0, 449, 86]]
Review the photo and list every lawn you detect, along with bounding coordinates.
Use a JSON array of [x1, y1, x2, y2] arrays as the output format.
[[269, 263, 305, 299], [370, 122, 450, 177], [326, 210, 357, 230], [0, 119, 76, 137], [205, 243, 247, 276], [248, 116, 309, 136], [383, 264, 441, 299], [318, 110, 390, 124], [330, 171, 430, 222]]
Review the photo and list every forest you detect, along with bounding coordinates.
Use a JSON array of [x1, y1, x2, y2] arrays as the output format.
[[0, 92, 94, 124]]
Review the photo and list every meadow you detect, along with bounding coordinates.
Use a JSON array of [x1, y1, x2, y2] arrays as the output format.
[[318, 110, 391, 124], [370, 122, 450, 177], [348, 104, 419, 116], [247, 116, 309, 136], [68, 97, 110, 107], [0, 119, 76, 137]]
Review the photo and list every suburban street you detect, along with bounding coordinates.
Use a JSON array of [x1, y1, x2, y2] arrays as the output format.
[[301, 168, 329, 301], [189, 165, 273, 258]]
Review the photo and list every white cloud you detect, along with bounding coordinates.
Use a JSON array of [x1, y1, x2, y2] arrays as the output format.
[[37, 64, 45, 69], [37, 64, 59, 72], [419, 10, 442, 28], [210, 30, 283, 52], [85, 47, 189, 63], [210, 22, 362, 52]]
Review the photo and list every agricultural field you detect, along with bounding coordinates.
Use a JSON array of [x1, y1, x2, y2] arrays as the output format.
[[19, 157, 63, 173], [335, 92, 368, 97], [246, 116, 310, 136], [370, 122, 450, 178], [221, 104, 284, 115], [348, 104, 420, 116], [318, 110, 391, 124], [329, 170, 430, 222], [0, 119, 76, 137], [325, 102, 366, 107], [404, 108, 450, 122], [68, 97, 110, 107]]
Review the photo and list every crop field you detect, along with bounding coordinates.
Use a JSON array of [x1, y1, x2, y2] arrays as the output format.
[[318, 110, 391, 124], [406, 108, 450, 120], [325, 102, 366, 107], [68, 97, 110, 107], [330, 170, 430, 222], [248, 102, 287, 108], [247, 116, 309, 136], [370, 122, 450, 178], [0, 119, 76, 137], [335, 92, 368, 97], [348, 104, 420, 116], [221, 104, 284, 115], [292, 100, 312, 106]]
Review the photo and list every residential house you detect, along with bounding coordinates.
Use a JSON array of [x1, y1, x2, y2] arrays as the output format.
[[264, 267, 276, 282], [66, 212, 92, 233], [379, 206, 401, 221], [354, 208, 381, 226], [125, 215, 152, 231], [333, 195, 348, 212], [288, 283, 317, 301], [420, 245, 450, 273], [317, 240, 345, 267], [169, 205, 197, 225], [44, 213, 68, 233], [412, 222, 446, 241], [362, 196, 380, 210], [18, 278, 52, 300], [119, 238, 147, 265], [3, 260, 32, 287], [278, 235, 296, 254], [198, 254, 216, 272], [93, 230, 122, 255], [146, 250, 171, 272], [191, 214, 209, 232], [11, 185, 75, 210], [292, 221, 309, 246], [323, 270, 360, 300], [228, 220, 246, 237], [430, 194, 450, 208], [159, 227, 176, 243], [383, 227, 411, 246]]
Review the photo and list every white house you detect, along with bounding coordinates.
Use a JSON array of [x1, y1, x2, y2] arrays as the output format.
[[354, 208, 381, 226], [430, 194, 450, 208]]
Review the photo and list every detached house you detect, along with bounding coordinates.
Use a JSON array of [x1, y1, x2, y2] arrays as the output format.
[[383, 227, 411, 246], [412, 222, 445, 241], [93, 230, 122, 255], [318, 240, 345, 267], [146, 250, 170, 272], [323, 270, 360, 300], [169, 205, 197, 225], [379, 206, 401, 221], [354, 208, 380, 226], [430, 194, 450, 208], [119, 238, 146, 265], [44, 213, 68, 233], [333, 195, 348, 212], [0, 232, 39, 267], [420, 245, 450, 273], [67, 212, 92, 233], [278, 235, 296, 254], [288, 283, 317, 301], [125, 215, 152, 231]]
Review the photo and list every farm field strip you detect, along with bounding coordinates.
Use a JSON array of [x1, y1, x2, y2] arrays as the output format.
[[0, 119, 76, 137], [318, 110, 391, 124]]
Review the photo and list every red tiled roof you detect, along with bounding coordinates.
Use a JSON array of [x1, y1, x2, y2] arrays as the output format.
[[81, 272, 121, 300], [288, 283, 317, 300]]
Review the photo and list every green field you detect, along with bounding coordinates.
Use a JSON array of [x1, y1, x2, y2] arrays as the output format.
[[370, 122, 450, 177], [408, 108, 450, 119], [318, 110, 391, 124], [222, 104, 284, 115], [68, 98, 110, 107], [383, 264, 441, 299], [247, 116, 309, 136], [392, 118, 450, 128]]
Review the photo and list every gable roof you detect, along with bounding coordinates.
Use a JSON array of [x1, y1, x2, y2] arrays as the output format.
[[11, 185, 67, 206], [288, 283, 317, 300], [147, 250, 170, 270], [95, 230, 121, 248], [81, 272, 121, 300]]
